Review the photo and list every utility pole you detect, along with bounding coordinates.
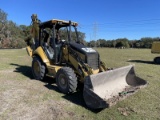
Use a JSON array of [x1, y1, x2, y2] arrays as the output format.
[[90, 33, 91, 47], [93, 22, 97, 47]]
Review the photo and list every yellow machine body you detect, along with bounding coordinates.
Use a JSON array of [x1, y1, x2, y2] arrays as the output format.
[[151, 42, 160, 53], [151, 41, 160, 64], [26, 17, 147, 109]]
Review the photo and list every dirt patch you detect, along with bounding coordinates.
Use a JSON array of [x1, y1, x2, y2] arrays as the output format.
[[106, 85, 147, 107], [117, 107, 136, 116], [0, 78, 77, 120]]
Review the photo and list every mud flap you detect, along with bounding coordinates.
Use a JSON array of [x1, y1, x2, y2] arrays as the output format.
[[83, 65, 147, 109]]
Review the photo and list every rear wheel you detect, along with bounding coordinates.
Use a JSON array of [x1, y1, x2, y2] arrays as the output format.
[[32, 57, 46, 80], [56, 67, 77, 94]]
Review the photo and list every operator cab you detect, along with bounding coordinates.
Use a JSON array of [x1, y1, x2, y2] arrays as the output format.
[[38, 19, 79, 64]]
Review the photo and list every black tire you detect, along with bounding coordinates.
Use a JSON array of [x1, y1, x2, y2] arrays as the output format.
[[56, 67, 77, 94], [154, 57, 160, 64], [32, 57, 46, 80]]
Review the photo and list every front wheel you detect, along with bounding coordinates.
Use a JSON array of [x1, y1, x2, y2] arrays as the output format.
[[154, 57, 160, 64], [56, 67, 77, 94]]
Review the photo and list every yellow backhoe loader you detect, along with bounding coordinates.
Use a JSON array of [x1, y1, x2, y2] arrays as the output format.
[[151, 41, 160, 64], [26, 14, 147, 109]]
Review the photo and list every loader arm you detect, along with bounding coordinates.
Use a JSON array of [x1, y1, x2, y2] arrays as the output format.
[[63, 45, 93, 81], [63, 44, 147, 109]]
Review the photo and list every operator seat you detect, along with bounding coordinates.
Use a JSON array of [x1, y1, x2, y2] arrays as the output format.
[[43, 42, 54, 60], [43, 30, 54, 60]]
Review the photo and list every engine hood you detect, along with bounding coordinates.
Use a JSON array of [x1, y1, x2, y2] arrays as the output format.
[[69, 42, 97, 55]]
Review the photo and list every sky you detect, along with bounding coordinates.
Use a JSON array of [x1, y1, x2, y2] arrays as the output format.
[[0, 0, 160, 41]]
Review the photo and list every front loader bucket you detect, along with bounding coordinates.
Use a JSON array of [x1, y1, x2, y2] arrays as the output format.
[[83, 65, 147, 109]]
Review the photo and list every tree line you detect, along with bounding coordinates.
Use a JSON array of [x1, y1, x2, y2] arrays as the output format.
[[0, 9, 28, 48], [0, 8, 159, 49], [87, 37, 160, 48]]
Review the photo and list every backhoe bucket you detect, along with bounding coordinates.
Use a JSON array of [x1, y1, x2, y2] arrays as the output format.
[[83, 65, 147, 109]]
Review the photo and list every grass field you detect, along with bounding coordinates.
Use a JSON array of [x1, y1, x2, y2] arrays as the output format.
[[0, 48, 159, 120]]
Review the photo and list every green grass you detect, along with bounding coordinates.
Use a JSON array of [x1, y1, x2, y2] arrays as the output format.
[[0, 48, 160, 120]]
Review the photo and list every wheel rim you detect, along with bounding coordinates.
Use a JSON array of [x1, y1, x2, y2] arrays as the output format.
[[58, 74, 67, 90], [33, 61, 40, 77]]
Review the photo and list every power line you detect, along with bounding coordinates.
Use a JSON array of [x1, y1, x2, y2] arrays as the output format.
[[78, 21, 160, 31], [93, 18, 160, 26], [79, 18, 160, 28], [78, 18, 160, 41]]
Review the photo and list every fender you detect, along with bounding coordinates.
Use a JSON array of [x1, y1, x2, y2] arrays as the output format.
[[33, 46, 49, 63]]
